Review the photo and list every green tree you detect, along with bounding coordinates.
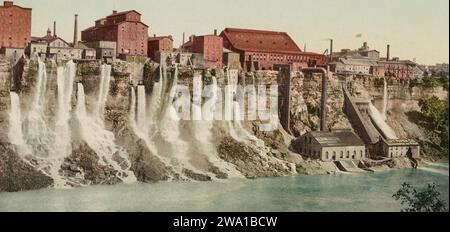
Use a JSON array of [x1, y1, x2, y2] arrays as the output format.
[[393, 182, 448, 212], [418, 96, 448, 132]]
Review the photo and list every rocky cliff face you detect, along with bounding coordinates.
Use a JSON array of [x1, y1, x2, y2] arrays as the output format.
[[0, 57, 445, 192]]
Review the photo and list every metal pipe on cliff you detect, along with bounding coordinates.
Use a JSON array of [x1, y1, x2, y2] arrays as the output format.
[[301, 67, 329, 131]]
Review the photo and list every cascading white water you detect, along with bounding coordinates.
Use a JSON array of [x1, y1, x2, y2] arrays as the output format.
[[95, 64, 111, 120], [23, 59, 53, 156], [157, 66, 193, 168], [368, 102, 398, 139], [8, 92, 30, 154], [136, 85, 147, 133], [75, 65, 136, 183], [190, 75, 243, 178], [54, 61, 75, 158], [382, 77, 388, 120]]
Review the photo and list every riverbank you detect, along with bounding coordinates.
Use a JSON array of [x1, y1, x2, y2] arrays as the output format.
[[0, 163, 447, 212]]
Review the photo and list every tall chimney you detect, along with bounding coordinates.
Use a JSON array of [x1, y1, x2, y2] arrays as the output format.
[[53, 21, 56, 37], [182, 32, 185, 51], [329, 39, 333, 61], [214, 29, 217, 36], [73, 14, 78, 47], [386, 44, 390, 61]]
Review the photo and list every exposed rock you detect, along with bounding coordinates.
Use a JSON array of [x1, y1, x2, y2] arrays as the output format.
[[115, 126, 171, 182], [182, 169, 212, 181], [217, 136, 293, 178], [295, 159, 340, 175], [60, 142, 122, 185], [0, 143, 53, 192]]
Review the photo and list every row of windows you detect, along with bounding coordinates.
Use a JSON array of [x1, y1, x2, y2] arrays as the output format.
[[249, 53, 309, 63], [325, 150, 364, 160]]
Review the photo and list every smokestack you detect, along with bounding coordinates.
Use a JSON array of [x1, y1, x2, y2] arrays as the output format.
[[73, 14, 78, 47], [214, 29, 217, 36], [386, 44, 390, 61], [329, 39, 333, 61], [53, 21, 56, 37]]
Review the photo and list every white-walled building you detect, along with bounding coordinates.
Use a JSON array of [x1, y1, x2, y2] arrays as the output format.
[[294, 130, 366, 162]]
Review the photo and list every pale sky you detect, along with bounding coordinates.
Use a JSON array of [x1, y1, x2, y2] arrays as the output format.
[[12, 0, 449, 65]]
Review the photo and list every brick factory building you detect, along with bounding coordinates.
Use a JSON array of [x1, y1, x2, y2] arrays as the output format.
[[148, 35, 173, 61], [182, 32, 223, 69], [81, 10, 148, 57], [0, 1, 31, 49], [378, 58, 416, 80], [220, 28, 326, 71]]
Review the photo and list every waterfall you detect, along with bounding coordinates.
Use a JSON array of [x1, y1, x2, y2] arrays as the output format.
[[192, 75, 202, 121], [8, 92, 30, 154], [22, 59, 53, 156], [54, 61, 75, 158], [75, 66, 136, 183], [95, 64, 112, 120], [382, 77, 388, 120], [130, 86, 136, 126], [136, 85, 147, 132], [190, 75, 243, 178], [368, 102, 398, 139]]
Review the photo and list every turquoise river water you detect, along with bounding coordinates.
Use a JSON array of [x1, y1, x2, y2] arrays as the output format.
[[0, 163, 448, 212]]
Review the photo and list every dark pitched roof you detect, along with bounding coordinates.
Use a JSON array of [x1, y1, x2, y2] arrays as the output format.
[[221, 28, 302, 54], [109, 10, 141, 17], [308, 130, 365, 147]]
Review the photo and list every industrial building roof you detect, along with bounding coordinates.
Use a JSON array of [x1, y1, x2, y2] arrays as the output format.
[[308, 130, 365, 147], [220, 28, 302, 54], [148, 36, 173, 42]]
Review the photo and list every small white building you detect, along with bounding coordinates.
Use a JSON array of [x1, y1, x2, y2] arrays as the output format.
[[330, 56, 377, 75], [294, 130, 366, 162], [376, 138, 420, 158]]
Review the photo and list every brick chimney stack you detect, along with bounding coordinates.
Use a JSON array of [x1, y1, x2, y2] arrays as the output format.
[[4, 1, 14, 6], [386, 44, 390, 61], [73, 14, 78, 47], [53, 21, 56, 37], [214, 29, 217, 36]]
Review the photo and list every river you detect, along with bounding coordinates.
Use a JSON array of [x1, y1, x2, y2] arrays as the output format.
[[0, 163, 448, 212]]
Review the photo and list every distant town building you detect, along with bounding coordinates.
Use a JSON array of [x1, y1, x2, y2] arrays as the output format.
[[331, 42, 380, 61], [83, 41, 116, 60], [182, 32, 223, 69], [371, 65, 386, 77], [294, 130, 366, 162], [428, 63, 449, 75], [81, 10, 149, 57], [329, 57, 378, 75], [148, 35, 173, 61], [0, 1, 31, 62], [75, 42, 96, 60], [378, 58, 416, 80], [220, 28, 325, 72], [28, 28, 83, 61], [222, 48, 240, 69]]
